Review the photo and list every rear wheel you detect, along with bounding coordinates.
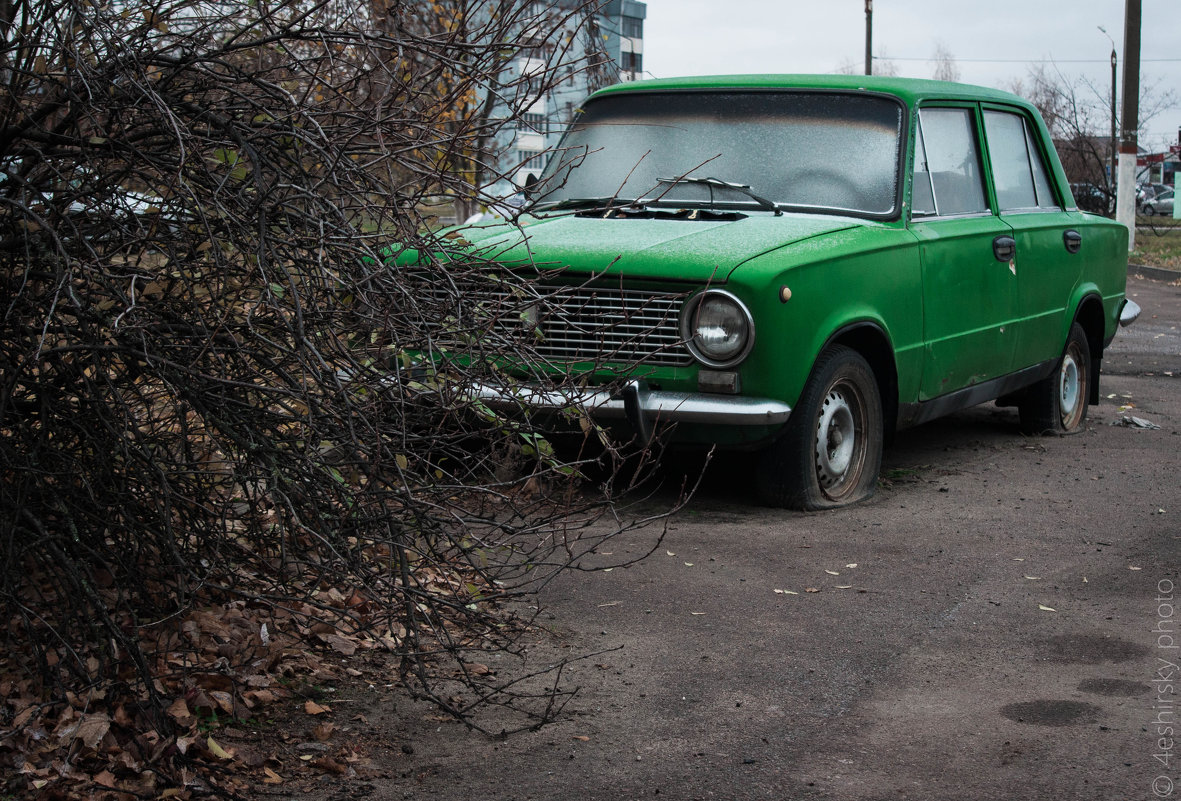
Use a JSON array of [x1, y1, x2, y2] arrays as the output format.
[[1019, 322, 1091, 434], [757, 346, 883, 510]]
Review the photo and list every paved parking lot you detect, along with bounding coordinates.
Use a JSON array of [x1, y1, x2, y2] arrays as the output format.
[[354, 273, 1180, 801]]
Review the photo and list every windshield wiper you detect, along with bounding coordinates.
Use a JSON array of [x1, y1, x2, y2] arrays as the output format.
[[533, 196, 637, 212], [656, 176, 782, 216]]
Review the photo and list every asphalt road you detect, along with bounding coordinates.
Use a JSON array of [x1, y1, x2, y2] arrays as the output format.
[[334, 273, 1180, 801]]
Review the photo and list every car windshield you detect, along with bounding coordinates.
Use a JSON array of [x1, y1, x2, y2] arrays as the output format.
[[532, 90, 904, 217]]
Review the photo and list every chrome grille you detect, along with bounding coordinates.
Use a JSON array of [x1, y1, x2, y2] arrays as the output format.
[[421, 281, 694, 367]]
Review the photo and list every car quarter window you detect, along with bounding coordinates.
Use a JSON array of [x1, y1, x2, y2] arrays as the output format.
[[983, 109, 1060, 211], [912, 107, 988, 217]]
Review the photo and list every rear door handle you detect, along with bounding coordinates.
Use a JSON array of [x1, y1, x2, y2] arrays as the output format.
[[993, 235, 1016, 262], [1063, 229, 1082, 254]]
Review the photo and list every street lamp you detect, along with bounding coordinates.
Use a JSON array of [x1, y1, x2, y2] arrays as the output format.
[[1099, 25, 1118, 203]]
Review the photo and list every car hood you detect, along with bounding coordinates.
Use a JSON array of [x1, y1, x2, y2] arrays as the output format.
[[446, 212, 862, 282]]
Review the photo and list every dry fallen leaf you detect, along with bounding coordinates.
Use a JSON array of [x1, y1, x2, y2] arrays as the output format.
[[166, 698, 193, 726], [304, 700, 331, 716], [322, 634, 357, 656], [666, 551, 676, 557], [71, 712, 111, 750], [572, 735, 590, 742], [804, 587, 820, 593], [263, 766, 284, 785], [1038, 604, 1057, 612], [684, 562, 694, 567], [845, 563, 858, 569], [824, 570, 840, 576], [311, 755, 349, 775], [1129, 566, 1143, 571], [1023, 575, 1041, 580], [835, 585, 854, 589], [690, 612, 706, 616], [313, 722, 337, 742], [206, 735, 232, 760]]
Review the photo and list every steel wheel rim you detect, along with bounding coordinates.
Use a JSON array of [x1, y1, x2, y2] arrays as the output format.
[[1059, 345, 1084, 428], [814, 382, 866, 498]]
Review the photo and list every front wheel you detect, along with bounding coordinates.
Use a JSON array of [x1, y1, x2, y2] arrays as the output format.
[[1019, 322, 1091, 434], [756, 346, 883, 510]]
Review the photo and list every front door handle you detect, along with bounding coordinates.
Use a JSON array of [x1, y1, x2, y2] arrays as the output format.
[[993, 235, 1016, 262]]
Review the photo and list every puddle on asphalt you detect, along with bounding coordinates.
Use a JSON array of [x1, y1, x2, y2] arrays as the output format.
[[1039, 634, 1151, 664], [1078, 678, 1151, 697], [1001, 700, 1102, 727]]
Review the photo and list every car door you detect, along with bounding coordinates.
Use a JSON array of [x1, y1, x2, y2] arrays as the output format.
[[981, 107, 1079, 371], [910, 105, 1018, 401]]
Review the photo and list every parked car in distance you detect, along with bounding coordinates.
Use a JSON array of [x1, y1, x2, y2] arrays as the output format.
[[1141, 188, 1174, 216], [415, 75, 1138, 509], [1137, 182, 1169, 206], [1070, 182, 1112, 215]]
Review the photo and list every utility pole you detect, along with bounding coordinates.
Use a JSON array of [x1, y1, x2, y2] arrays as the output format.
[[1116, 0, 1140, 250], [865, 0, 872, 76], [1099, 26, 1117, 202]]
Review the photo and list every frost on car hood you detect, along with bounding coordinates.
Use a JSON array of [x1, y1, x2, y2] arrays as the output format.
[[448, 212, 860, 282]]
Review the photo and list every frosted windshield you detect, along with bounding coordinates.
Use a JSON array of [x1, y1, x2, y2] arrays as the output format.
[[534, 91, 903, 216]]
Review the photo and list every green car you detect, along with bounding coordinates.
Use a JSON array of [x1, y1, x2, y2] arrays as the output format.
[[440, 75, 1139, 510]]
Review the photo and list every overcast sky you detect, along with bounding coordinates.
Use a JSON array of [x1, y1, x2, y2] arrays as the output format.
[[640, 0, 1180, 148]]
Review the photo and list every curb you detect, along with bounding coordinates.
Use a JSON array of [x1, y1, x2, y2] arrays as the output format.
[[1129, 263, 1180, 282]]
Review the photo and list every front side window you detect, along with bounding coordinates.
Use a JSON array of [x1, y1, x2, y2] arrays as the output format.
[[913, 107, 988, 217], [983, 110, 1059, 211], [534, 91, 904, 217]]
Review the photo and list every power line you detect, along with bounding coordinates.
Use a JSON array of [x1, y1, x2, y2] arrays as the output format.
[[876, 56, 1181, 64]]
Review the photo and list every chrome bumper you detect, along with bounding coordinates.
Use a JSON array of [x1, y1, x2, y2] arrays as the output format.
[[469, 379, 791, 443], [1120, 298, 1141, 327]]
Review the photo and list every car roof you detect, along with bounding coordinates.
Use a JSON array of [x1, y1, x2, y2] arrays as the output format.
[[590, 74, 1031, 110]]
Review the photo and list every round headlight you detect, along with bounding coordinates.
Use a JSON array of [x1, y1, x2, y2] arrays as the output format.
[[682, 289, 754, 368]]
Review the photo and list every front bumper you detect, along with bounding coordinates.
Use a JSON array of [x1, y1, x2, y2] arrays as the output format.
[[1119, 298, 1141, 327], [469, 379, 792, 444]]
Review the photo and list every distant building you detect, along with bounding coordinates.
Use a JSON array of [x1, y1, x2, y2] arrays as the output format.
[[487, 0, 646, 199]]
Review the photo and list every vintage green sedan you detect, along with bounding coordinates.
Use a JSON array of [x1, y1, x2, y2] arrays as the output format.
[[440, 75, 1138, 510]]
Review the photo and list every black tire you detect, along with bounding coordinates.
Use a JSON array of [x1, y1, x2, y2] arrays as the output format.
[[756, 346, 883, 510], [1019, 322, 1091, 435]]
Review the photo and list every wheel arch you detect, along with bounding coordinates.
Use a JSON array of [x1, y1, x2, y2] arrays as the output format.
[[1072, 291, 1106, 404], [823, 322, 899, 443]]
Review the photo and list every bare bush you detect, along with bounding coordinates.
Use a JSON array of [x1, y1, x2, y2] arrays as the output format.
[[0, 0, 682, 786]]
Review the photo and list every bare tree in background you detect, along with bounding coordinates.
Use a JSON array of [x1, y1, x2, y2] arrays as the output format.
[[835, 49, 898, 77], [379, 0, 616, 220], [0, 0, 684, 792], [929, 41, 960, 83], [1011, 63, 1178, 214]]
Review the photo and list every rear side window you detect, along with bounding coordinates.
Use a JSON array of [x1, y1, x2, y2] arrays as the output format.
[[912, 108, 989, 217], [984, 110, 1059, 211]]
